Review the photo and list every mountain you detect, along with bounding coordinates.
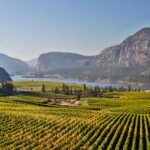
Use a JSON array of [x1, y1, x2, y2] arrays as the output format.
[[0, 53, 29, 74], [36, 52, 94, 73], [42, 28, 150, 84], [27, 58, 38, 68], [0, 67, 12, 82], [94, 28, 150, 67]]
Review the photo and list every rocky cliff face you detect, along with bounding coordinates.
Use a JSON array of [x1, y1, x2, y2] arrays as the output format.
[[36, 52, 94, 72], [35, 28, 150, 84], [94, 28, 150, 67], [42, 28, 150, 84], [0, 67, 12, 82], [36, 28, 150, 73], [0, 53, 29, 74]]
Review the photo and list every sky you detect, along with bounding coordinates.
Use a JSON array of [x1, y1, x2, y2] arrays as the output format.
[[0, 0, 150, 61]]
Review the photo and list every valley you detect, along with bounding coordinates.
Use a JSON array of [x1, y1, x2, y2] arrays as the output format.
[[1, 28, 150, 85], [0, 1, 150, 150]]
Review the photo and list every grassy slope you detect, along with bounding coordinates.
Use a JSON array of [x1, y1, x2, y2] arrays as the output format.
[[13, 81, 83, 92]]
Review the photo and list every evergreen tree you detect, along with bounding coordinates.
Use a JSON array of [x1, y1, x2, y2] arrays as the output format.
[[86, 87, 94, 97], [83, 84, 86, 97], [108, 86, 113, 92], [54, 87, 59, 94], [70, 87, 73, 95], [74, 88, 77, 95], [65, 85, 70, 95], [76, 90, 81, 100], [2, 82, 14, 95], [62, 83, 66, 94], [138, 88, 141, 92], [41, 84, 46, 93], [128, 85, 131, 92]]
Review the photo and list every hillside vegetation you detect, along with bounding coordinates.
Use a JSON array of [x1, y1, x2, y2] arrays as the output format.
[[0, 67, 12, 82]]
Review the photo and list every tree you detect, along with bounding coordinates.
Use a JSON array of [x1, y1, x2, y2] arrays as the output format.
[[108, 86, 113, 92], [76, 90, 81, 100], [41, 84, 46, 93], [70, 87, 73, 95], [62, 83, 66, 94], [128, 85, 131, 92], [120, 86, 124, 92], [83, 84, 86, 94], [2, 82, 14, 95], [54, 87, 59, 94], [91, 86, 101, 97], [65, 85, 70, 95], [138, 87, 141, 92], [86, 87, 93, 97]]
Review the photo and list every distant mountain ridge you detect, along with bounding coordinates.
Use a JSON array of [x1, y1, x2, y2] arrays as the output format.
[[1, 27, 150, 84], [35, 28, 150, 84], [36, 28, 150, 74], [93, 28, 150, 67], [36, 52, 94, 73], [27, 58, 38, 68], [0, 67, 11, 82], [0, 53, 29, 74]]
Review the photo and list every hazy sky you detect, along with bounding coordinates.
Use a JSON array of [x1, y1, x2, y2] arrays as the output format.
[[0, 0, 150, 61]]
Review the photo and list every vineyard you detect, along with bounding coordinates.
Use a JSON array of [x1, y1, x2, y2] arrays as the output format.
[[0, 88, 150, 149]]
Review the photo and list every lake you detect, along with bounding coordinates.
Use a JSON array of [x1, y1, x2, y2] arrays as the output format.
[[12, 75, 149, 90]]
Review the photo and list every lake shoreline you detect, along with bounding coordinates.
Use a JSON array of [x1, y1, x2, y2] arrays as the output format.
[[11, 75, 150, 90]]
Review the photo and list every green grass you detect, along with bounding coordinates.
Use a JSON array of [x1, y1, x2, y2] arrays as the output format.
[[13, 81, 83, 92], [0, 82, 150, 149]]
